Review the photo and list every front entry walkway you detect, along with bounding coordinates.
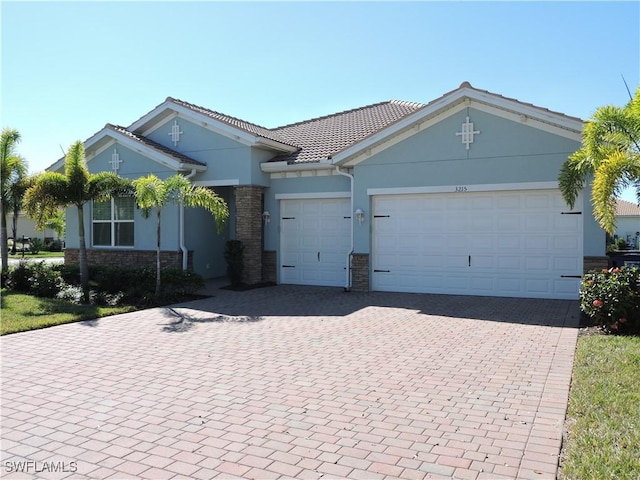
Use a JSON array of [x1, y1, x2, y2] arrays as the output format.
[[0, 285, 579, 479]]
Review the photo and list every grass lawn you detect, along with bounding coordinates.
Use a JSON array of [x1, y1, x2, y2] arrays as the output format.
[[0, 290, 136, 335], [560, 333, 640, 479], [8, 251, 64, 259]]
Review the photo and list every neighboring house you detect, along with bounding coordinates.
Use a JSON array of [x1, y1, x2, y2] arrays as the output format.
[[615, 199, 640, 248], [8, 212, 60, 244], [52, 82, 607, 300]]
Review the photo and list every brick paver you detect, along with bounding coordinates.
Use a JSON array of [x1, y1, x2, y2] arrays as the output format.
[[0, 284, 579, 479]]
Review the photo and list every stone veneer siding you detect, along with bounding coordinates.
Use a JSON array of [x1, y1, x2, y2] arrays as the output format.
[[235, 186, 264, 285], [64, 249, 193, 270], [351, 253, 369, 292], [583, 256, 610, 273], [262, 250, 277, 283]]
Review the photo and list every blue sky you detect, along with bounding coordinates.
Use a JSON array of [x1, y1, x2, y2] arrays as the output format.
[[1, 1, 639, 200]]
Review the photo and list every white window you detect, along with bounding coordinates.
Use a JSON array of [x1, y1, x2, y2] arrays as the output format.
[[92, 197, 134, 247]]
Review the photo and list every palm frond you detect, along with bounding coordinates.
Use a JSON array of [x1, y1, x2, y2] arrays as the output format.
[[87, 172, 132, 202], [183, 185, 229, 232], [559, 152, 591, 209], [591, 150, 640, 234], [23, 172, 71, 228]]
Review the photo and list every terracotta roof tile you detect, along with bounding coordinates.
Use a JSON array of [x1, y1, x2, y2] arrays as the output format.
[[455, 81, 583, 123], [616, 198, 640, 216], [271, 100, 426, 164], [107, 124, 205, 167], [167, 97, 298, 148]]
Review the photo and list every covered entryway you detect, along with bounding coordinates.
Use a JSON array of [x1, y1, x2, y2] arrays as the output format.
[[372, 188, 583, 299], [280, 197, 351, 286]]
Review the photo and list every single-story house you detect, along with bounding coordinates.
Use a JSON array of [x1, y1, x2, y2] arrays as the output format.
[[615, 199, 640, 249], [8, 212, 61, 244], [53, 82, 608, 299]]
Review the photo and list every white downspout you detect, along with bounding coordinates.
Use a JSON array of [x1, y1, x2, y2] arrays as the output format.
[[335, 166, 354, 291], [180, 169, 197, 270]]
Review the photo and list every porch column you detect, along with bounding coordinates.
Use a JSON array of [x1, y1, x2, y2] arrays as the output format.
[[234, 186, 264, 285]]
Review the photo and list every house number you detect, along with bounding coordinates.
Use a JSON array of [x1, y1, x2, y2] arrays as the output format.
[[455, 186, 468, 192]]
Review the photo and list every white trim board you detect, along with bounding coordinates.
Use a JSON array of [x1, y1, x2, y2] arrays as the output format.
[[193, 179, 240, 187], [367, 181, 560, 196], [275, 192, 351, 200]]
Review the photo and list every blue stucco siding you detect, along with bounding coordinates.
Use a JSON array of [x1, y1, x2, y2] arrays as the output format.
[[87, 143, 176, 179], [357, 108, 579, 184], [145, 117, 274, 186], [184, 186, 233, 278]]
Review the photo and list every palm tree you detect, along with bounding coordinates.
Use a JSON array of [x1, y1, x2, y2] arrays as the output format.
[[559, 87, 640, 234], [23, 141, 129, 302], [8, 162, 33, 254], [133, 173, 228, 300], [1, 128, 25, 273]]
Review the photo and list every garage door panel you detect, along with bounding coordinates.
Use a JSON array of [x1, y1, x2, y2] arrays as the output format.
[[372, 189, 582, 299], [472, 255, 496, 269], [498, 256, 521, 269], [525, 256, 550, 270], [447, 255, 469, 268], [554, 256, 581, 270], [525, 278, 552, 294], [525, 237, 549, 249], [470, 277, 494, 291], [497, 278, 521, 293]]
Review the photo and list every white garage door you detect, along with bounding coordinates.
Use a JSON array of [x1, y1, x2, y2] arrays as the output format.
[[280, 198, 351, 287], [372, 189, 583, 299]]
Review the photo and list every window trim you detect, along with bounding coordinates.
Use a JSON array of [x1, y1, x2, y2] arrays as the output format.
[[91, 197, 135, 248]]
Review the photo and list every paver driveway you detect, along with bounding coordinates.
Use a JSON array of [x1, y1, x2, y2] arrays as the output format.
[[0, 285, 580, 480]]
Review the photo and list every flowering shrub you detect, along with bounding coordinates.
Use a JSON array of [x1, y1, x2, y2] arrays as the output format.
[[580, 266, 640, 333]]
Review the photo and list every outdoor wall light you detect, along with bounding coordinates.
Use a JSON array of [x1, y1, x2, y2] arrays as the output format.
[[354, 208, 365, 224], [262, 211, 271, 225]]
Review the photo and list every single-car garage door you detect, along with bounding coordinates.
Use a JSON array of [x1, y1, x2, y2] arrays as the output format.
[[280, 198, 351, 287], [372, 189, 582, 299]]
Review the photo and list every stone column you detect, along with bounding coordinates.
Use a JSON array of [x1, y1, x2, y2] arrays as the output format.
[[234, 186, 264, 285], [352, 253, 370, 292]]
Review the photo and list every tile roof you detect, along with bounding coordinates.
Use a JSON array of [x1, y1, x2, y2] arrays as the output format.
[[271, 100, 426, 163], [451, 81, 584, 123], [107, 124, 206, 167], [166, 97, 298, 148], [616, 198, 640, 216], [121, 82, 581, 167]]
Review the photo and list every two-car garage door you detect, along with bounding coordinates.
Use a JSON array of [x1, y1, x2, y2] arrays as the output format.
[[279, 189, 583, 299], [372, 189, 583, 299]]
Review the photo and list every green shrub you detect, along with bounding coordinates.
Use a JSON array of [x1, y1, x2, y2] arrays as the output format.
[[225, 240, 244, 286], [160, 268, 205, 298], [30, 238, 44, 254], [47, 240, 63, 252], [5, 261, 63, 297], [29, 261, 64, 297], [7, 261, 32, 292], [580, 266, 640, 333]]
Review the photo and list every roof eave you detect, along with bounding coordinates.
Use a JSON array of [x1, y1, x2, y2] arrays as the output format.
[[261, 159, 333, 174]]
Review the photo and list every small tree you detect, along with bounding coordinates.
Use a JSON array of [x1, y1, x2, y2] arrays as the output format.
[[40, 209, 66, 242], [9, 171, 34, 254], [1, 128, 26, 273], [24, 141, 129, 302], [133, 174, 228, 300]]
